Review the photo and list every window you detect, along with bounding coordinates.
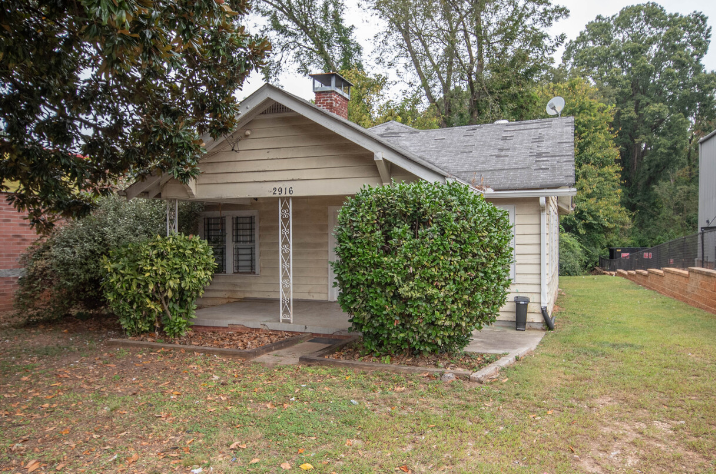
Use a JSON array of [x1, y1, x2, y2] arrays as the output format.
[[494, 204, 515, 280], [200, 211, 259, 275], [204, 217, 226, 274], [233, 216, 256, 274]]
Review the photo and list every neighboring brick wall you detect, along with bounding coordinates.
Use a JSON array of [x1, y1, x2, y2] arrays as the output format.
[[0, 193, 41, 312], [314, 90, 349, 119], [616, 267, 716, 315]]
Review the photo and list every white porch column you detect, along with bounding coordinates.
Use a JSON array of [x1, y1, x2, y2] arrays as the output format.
[[279, 197, 293, 323], [166, 199, 178, 235]]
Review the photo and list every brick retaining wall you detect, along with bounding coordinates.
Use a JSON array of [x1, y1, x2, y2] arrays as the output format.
[[0, 193, 41, 312], [616, 267, 716, 315]]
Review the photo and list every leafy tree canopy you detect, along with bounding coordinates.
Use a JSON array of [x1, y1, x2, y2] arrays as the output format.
[[533, 78, 630, 266], [564, 3, 716, 243], [256, 0, 362, 80], [0, 0, 269, 231], [367, 0, 568, 127], [341, 68, 439, 130]]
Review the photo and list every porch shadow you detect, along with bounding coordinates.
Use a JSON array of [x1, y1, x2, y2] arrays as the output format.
[[194, 299, 351, 335]]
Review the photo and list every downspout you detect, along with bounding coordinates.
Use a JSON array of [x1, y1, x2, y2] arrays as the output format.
[[539, 197, 555, 330]]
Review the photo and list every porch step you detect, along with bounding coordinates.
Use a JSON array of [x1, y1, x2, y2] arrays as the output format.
[[192, 316, 352, 336]]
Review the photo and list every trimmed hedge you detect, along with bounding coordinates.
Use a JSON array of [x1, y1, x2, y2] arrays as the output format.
[[331, 181, 513, 354], [101, 233, 216, 337]]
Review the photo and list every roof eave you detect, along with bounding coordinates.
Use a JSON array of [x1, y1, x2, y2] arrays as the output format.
[[482, 187, 577, 198]]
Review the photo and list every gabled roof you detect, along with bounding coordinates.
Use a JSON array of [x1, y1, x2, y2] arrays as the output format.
[[203, 84, 450, 184], [127, 84, 576, 200], [369, 118, 576, 191]]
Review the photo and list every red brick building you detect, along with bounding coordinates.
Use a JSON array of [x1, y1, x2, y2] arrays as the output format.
[[0, 193, 41, 312]]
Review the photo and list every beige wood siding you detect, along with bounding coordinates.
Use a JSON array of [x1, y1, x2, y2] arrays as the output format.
[[487, 198, 544, 323], [193, 112, 384, 199], [200, 195, 547, 324], [197, 196, 346, 307]]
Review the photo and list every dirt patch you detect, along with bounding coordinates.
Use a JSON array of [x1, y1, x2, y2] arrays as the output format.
[[326, 340, 498, 372], [128, 328, 297, 350]]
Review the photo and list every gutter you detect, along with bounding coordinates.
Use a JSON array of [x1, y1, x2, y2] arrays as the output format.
[[484, 188, 577, 198], [539, 197, 554, 330]]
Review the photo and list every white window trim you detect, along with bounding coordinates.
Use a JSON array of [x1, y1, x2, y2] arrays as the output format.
[[198, 210, 260, 276], [494, 204, 516, 280]]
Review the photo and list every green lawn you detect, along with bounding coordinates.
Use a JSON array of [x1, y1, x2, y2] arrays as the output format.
[[1, 276, 715, 473]]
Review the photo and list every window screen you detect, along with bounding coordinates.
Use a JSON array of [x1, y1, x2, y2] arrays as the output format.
[[233, 216, 256, 274], [204, 217, 226, 274]]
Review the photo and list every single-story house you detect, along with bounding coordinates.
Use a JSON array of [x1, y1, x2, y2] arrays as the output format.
[[124, 73, 576, 331]]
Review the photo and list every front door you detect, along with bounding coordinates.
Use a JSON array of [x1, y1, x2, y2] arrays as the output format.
[[327, 206, 340, 301]]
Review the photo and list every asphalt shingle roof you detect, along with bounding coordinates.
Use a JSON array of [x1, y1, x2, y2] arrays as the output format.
[[368, 117, 575, 191]]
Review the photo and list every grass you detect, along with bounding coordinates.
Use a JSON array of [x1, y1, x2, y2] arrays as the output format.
[[1, 276, 715, 473]]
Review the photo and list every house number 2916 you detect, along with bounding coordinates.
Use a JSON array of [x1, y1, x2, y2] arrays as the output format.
[[272, 186, 293, 195]]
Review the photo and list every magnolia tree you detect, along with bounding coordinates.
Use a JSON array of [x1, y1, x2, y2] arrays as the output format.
[[331, 181, 513, 354]]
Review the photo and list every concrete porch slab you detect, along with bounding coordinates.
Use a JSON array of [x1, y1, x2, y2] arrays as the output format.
[[466, 326, 545, 354], [194, 299, 352, 335]]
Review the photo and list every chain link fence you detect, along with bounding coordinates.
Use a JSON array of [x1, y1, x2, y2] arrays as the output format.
[[598, 227, 716, 272]]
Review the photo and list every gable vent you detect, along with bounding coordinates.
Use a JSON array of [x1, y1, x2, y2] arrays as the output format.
[[260, 103, 293, 114]]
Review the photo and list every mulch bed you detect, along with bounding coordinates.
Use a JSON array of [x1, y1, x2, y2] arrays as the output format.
[[326, 340, 498, 372], [128, 328, 297, 350]]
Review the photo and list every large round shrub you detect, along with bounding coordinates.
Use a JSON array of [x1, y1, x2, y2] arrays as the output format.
[[332, 181, 513, 354], [101, 233, 216, 337]]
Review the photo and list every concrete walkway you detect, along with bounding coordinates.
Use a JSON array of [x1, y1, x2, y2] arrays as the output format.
[[253, 337, 344, 367], [466, 326, 545, 354]]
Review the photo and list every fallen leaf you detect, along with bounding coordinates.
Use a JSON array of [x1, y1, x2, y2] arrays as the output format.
[[186, 438, 195, 445], [281, 462, 291, 470], [399, 466, 410, 473], [249, 458, 260, 464], [25, 460, 40, 472], [547, 410, 553, 415], [299, 464, 314, 471], [172, 391, 181, 395], [569, 446, 576, 453], [55, 462, 66, 471], [298, 448, 304, 454], [345, 439, 352, 446], [127, 453, 139, 464], [229, 442, 244, 450], [266, 402, 276, 409]]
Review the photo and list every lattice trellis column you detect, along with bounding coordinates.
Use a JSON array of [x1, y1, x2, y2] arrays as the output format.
[[279, 197, 293, 323], [166, 199, 178, 236]]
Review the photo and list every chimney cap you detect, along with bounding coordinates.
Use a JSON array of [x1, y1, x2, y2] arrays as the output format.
[[309, 72, 353, 99]]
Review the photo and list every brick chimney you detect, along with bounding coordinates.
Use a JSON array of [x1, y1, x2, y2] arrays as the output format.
[[310, 72, 352, 119]]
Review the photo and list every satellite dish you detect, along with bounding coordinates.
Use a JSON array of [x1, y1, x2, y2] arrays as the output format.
[[546, 96, 565, 117]]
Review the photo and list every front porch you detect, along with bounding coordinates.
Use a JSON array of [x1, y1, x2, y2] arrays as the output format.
[[194, 299, 351, 335]]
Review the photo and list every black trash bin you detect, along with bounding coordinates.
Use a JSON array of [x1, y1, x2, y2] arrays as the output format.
[[514, 296, 530, 331]]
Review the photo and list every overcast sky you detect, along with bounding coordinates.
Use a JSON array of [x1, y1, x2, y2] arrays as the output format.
[[240, 0, 716, 101]]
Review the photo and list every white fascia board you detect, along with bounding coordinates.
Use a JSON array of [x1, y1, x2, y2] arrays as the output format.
[[205, 85, 448, 184], [483, 187, 577, 199], [124, 173, 161, 200]]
